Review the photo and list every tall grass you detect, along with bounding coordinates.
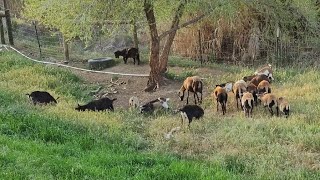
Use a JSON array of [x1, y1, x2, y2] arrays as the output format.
[[0, 51, 319, 179]]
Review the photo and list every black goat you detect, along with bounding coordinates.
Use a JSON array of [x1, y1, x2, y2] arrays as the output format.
[[140, 97, 170, 113], [26, 91, 58, 105], [114, 47, 140, 65], [75, 97, 117, 111], [179, 105, 204, 128]]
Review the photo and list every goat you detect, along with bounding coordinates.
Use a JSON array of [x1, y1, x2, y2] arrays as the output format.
[[278, 97, 290, 118], [246, 82, 258, 106], [243, 75, 256, 82], [179, 105, 204, 128], [257, 80, 271, 94], [140, 97, 170, 113], [258, 93, 279, 116], [213, 86, 228, 115], [215, 81, 233, 93], [232, 80, 247, 109], [129, 96, 139, 108], [241, 92, 254, 118], [26, 91, 58, 105], [249, 74, 270, 86], [179, 76, 203, 104], [114, 47, 140, 65], [255, 64, 274, 81], [75, 97, 117, 111]]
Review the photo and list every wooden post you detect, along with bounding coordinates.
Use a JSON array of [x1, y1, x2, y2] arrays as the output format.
[[198, 29, 203, 64], [62, 36, 70, 61], [132, 20, 139, 49], [0, 18, 5, 44], [33, 22, 42, 59], [4, 1, 13, 45]]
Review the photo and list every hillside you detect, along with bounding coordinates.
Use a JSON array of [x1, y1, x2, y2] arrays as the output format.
[[0, 51, 319, 179]]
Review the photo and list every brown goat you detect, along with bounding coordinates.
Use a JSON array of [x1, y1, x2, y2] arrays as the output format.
[[258, 93, 279, 116], [241, 92, 254, 118], [250, 74, 270, 86], [278, 97, 290, 118], [257, 80, 271, 94], [213, 86, 228, 115], [179, 76, 203, 104], [233, 80, 247, 109]]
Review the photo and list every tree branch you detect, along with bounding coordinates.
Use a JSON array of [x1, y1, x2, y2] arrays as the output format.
[[158, 14, 205, 40]]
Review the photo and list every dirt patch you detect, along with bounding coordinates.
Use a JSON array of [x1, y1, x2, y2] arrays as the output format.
[[70, 61, 225, 109]]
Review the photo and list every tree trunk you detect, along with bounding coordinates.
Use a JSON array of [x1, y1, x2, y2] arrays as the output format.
[[132, 19, 139, 49], [144, 0, 162, 91], [159, 1, 185, 73]]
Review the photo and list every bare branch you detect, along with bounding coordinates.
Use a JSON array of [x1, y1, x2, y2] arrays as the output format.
[[158, 14, 205, 40]]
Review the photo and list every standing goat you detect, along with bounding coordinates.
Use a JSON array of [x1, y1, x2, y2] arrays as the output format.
[[232, 80, 247, 109], [129, 96, 139, 108], [179, 105, 204, 128], [278, 97, 290, 118], [241, 92, 254, 118], [213, 86, 228, 115], [258, 93, 279, 116], [179, 76, 203, 104], [255, 64, 274, 81], [114, 47, 140, 65]]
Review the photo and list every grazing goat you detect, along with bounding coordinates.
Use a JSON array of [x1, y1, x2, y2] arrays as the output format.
[[213, 86, 228, 115], [257, 80, 271, 94], [278, 97, 290, 118], [179, 76, 203, 104], [258, 93, 279, 116], [26, 91, 58, 105], [179, 105, 204, 128], [243, 75, 256, 82], [249, 74, 270, 86], [114, 47, 140, 65], [75, 97, 117, 111], [255, 64, 274, 81], [140, 97, 170, 113], [232, 80, 247, 109], [241, 92, 254, 118], [247, 83, 258, 106], [129, 96, 139, 108], [215, 81, 233, 93]]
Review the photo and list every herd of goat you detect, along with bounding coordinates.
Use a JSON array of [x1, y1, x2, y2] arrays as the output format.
[[25, 63, 290, 128]]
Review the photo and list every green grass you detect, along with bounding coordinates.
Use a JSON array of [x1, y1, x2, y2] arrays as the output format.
[[0, 51, 319, 179]]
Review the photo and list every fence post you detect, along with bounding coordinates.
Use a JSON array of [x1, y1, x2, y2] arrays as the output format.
[[33, 21, 42, 59], [3, 1, 14, 45], [0, 18, 5, 44], [198, 29, 203, 64], [62, 35, 70, 61]]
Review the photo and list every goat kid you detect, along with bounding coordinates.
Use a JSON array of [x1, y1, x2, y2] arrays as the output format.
[[278, 97, 290, 118], [179, 76, 203, 104], [75, 97, 117, 111], [233, 80, 247, 109], [258, 93, 279, 116]]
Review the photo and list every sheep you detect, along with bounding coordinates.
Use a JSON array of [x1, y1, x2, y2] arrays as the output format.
[[278, 97, 290, 118], [114, 47, 140, 65], [258, 93, 279, 116], [249, 74, 270, 86], [255, 64, 274, 81], [232, 80, 247, 109], [129, 96, 139, 108], [140, 97, 170, 113], [257, 80, 271, 94], [241, 92, 254, 118], [26, 91, 58, 105], [215, 81, 233, 93], [213, 86, 228, 115], [246, 82, 258, 106], [179, 76, 203, 104], [75, 97, 117, 111], [179, 105, 204, 128]]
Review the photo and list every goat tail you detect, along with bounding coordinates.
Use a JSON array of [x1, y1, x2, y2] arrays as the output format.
[[25, 93, 30, 97]]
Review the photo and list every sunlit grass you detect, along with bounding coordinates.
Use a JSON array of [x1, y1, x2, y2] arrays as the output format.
[[0, 51, 319, 179]]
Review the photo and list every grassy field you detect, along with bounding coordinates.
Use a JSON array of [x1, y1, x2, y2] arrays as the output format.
[[0, 51, 319, 179]]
